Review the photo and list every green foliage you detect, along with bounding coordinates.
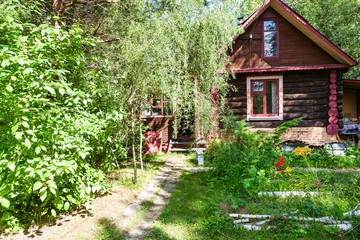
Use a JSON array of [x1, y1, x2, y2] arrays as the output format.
[[283, 145, 360, 169], [0, 1, 126, 232], [270, 117, 303, 144], [103, 0, 241, 139], [287, 0, 360, 78], [205, 118, 302, 196]]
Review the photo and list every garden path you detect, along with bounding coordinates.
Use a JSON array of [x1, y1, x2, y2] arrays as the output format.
[[3, 155, 210, 240]]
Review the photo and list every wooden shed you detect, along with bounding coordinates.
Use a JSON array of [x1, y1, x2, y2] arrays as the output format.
[[227, 0, 357, 145]]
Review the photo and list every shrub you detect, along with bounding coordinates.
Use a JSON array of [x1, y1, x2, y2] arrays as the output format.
[[0, 2, 125, 232], [205, 118, 302, 196]]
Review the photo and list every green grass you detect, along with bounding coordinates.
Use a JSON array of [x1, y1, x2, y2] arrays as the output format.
[[144, 171, 360, 240]]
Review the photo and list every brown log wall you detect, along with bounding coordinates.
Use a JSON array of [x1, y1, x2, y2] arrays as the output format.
[[227, 70, 344, 129], [142, 117, 173, 143]]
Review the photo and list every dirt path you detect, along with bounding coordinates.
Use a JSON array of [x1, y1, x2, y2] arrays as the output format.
[[2, 155, 209, 240]]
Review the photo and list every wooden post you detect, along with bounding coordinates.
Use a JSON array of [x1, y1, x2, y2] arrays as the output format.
[[194, 77, 202, 141], [210, 86, 219, 139]]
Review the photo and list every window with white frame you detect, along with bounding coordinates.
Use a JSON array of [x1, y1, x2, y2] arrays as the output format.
[[141, 96, 172, 117], [246, 75, 283, 121]]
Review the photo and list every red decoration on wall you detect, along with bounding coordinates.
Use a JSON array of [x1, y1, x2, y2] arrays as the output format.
[[328, 108, 338, 116], [329, 116, 338, 124], [329, 101, 337, 108], [330, 84, 337, 90], [329, 95, 337, 101], [327, 70, 338, 135]]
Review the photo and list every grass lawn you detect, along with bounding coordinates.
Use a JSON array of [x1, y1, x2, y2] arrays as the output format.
[[145, 170, 360, 240]]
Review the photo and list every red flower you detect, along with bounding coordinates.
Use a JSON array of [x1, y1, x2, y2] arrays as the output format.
[[275, 156, 285, 169]]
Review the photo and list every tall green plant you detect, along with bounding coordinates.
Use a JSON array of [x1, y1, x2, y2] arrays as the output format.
[[0, 1, 125, 232]]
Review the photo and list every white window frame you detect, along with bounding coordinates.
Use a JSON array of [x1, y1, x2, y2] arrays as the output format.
[[246, 75, 283, 121]]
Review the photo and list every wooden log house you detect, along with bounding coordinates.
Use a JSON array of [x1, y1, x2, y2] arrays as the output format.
[[226, 0, 357, 145]]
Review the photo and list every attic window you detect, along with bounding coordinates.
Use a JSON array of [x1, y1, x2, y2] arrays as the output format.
[[263, 19, 279, 58]]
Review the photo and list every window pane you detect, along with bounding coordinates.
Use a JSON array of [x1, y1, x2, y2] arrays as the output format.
[[141, 104, 151, 116], [163, 102, 172, 116], [152, 98, 161, 107], [252, 81, 263, 92], [264, 21, 277, 31], [264, 31, 277, 57], [152, 108, 162, 116], [253, 94, 263, 114], [266, 81, 277, 114]]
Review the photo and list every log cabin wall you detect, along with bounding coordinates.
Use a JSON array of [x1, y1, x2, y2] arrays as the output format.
[[227, 70, 344, 130], [142, 117, 173, 143], [230, 7, 338, 70]]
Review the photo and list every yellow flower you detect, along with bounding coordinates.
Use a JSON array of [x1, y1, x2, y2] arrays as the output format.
[[267, 182, 270, 186], [284, 166, 292, 173]]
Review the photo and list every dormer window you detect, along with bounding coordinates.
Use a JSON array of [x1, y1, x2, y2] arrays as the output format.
[[263, 19, 279, 58]]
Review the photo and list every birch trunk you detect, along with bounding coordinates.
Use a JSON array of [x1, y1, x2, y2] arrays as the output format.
[[139, 112, 144, 173], [131, 106, 137, 183]]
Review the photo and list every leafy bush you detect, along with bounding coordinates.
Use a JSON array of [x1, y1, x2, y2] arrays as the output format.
[[205, 118, 302, 196], [0, 1, 125, 232]]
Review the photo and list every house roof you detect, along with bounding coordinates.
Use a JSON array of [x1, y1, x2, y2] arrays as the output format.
[[237, 0, 357, 67], [343, 79, 360, 90]]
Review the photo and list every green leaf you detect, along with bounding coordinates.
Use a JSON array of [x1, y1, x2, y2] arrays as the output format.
[[51, 209, 57, 218], [85, 187, 91, 194], [22, 121, 30, 128], [44, 86, 56, 95], [59, 88, 65, 95], [25, 138, 31, 148], [0, 197, 10, 209], [11, 125, 19, 133], [80, 152, 87, 160], [33, 181, 43, 191], [50, 188, 56, 195], [64, 202, 70, 211], [7, 162, 15, 171], [40, 190, 47, 202], [35, 146, 41, 155], [26, 130, 34, 136], [14, 132, 23, 140], [6, 85, 13, 92]]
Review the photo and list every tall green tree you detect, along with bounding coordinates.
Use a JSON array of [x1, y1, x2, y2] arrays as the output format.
[[101, 0, 241, 182], [287, 0, 360, 78]]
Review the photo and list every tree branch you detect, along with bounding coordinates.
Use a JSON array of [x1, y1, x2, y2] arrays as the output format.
[[96, 38, 122, 43], [71, 0, 122, 4], [61, 0, 122, 14]]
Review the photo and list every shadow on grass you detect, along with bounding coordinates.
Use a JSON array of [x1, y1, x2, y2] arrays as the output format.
[[96, 217, 174, 240]]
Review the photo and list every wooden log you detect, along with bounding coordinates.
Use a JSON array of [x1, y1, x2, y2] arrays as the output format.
[[284, 112, 326, 120], [283, 87, 328, 94], [233, 108, 247, 114], [284, 99, 328, 106], [247, 120, 327, 128], [228, 102, 246, 108], [283, 92, 328, 100], [283, 105, 328, 113], [227, 96, 246, 102]]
